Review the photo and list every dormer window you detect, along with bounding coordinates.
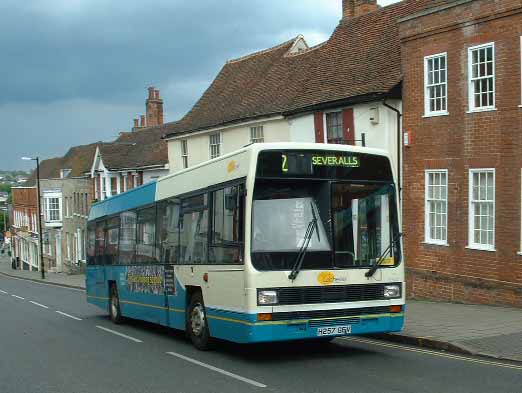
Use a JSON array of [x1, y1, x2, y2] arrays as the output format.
[[60, 169, 71, 178]]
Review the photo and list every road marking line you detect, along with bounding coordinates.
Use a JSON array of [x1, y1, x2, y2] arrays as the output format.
[[0, 289, 8, 294], [339, 337, 522, 371], [96, 326, 142, 343], [166, 351, 267, 388], [11, 294, 24, 300], [56, 311, 83, 321], [29, 301, 48, 309]]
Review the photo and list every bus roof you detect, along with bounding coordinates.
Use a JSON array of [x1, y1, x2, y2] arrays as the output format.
[[88, 181, 156, 222]]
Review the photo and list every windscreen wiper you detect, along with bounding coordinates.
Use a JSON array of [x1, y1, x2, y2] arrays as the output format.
[[365, 232, 402, 278], [288, 203, 318, 281]]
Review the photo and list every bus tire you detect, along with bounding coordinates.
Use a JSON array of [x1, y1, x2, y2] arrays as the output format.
[[109, 284, 123, 325], [187, 292, 213, 350]]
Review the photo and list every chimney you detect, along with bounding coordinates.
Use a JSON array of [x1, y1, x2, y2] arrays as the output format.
[[140, 115, 146, 128], [342, 0, 378, 19], [145, 85, 164, 127], [133, 118, 139, 129]]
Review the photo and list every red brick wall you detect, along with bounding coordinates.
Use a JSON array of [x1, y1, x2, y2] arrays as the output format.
[[400, 0, 522, 307]]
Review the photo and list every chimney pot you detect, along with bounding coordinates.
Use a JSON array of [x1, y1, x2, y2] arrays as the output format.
[[140, 115, 146, 127], [155, 89, 160, 100], [133, 118, 139, 128], [148, 86, 155, 99]]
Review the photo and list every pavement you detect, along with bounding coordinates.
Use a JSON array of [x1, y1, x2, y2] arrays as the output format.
[[1, 253, 521, 364], [0, 252, 85, 289], [1, 273, 521, 393], [380, 300, 522, 363]]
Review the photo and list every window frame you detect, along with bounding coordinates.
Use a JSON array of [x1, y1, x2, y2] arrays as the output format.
[[424, 169, 449, 246], [468, 168, 496, 251], [209, 184, 245, 265], [468, 42, 496, 112], [424, 52, 448, 117], [250, 126, 264, 143], [209, 132, 221, 159], [325, 111, 344, 144], [44, 194, 62, 223], [181, 139, 189, 169]]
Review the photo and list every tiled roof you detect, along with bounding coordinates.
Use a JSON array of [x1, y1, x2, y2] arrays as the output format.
[[164, 0, 443, 138], [23, 157, 64, 186], [98, 126, 169, 171], [23, 143, 98, 186], [62, 143, 99, 177]]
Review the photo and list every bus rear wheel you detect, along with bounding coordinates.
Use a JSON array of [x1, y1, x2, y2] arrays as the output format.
[[187, 292, 213, 350], [109, 284, 123, 324]]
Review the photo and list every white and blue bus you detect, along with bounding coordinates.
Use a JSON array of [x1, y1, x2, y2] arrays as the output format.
[[86, 143, 404, 349]]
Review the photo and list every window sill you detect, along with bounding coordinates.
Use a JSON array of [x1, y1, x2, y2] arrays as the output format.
[[517, 251, 522, 256], [466, 245, 496, 252], [423, 111, 449, 118], [423, 241, 450, 247], [519, 105, 522, 108], [466, 107, 497, 114]]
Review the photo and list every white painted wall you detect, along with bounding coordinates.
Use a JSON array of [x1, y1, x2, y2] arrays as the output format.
[[143, 168, 169, 183], [288, 114, 315, 143], [167, 117, 291, 174]]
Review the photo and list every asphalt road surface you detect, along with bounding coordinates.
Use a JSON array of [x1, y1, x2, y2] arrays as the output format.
[[0, 274, 521, 393]]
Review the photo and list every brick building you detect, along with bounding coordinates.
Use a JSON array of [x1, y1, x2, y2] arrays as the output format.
[[400, 0, 522, 306], [11, 187, 39, 270]]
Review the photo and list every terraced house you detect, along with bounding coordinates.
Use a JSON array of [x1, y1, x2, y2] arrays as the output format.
[[162, 0, 443, 182]]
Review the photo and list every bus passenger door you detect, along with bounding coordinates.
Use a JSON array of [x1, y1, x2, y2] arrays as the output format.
[[157, 199, 183, 329]]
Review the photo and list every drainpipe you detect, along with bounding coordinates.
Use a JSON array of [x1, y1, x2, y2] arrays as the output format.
[[382, 98, 402, 202]]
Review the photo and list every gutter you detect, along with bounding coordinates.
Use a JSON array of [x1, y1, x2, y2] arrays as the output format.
[[382, 97, 402, 201]]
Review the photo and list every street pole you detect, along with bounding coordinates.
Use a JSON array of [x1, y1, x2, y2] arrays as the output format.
[[36, 157, 45, 279]]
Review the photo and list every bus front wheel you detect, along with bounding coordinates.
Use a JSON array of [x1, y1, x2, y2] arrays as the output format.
[[109, 284, 123, 324], [187, 292, 213, 350]]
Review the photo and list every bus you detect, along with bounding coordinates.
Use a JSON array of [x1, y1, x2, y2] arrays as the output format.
[[86, 143, 404, 350]]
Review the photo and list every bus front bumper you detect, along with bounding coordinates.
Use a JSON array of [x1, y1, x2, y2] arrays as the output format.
[[206, 307, 405, 344]]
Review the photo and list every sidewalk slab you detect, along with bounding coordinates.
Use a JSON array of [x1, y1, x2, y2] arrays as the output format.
[[376, 300, 522, 363], [0, 254, 85, 290]]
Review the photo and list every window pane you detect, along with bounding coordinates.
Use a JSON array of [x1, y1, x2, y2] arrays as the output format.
[[95, 222, 105, 264], [136, 207, 157, 263], [119, 211, 137, 264], [180, 194, 208, 264], [105, 218, 119, 265], [158, 199, 180, 264], [87, 224, 96, 265]]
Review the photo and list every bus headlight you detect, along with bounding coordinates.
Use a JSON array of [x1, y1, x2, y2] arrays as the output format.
[[258, 290, 278, 305], [383, 284, 401, 299]]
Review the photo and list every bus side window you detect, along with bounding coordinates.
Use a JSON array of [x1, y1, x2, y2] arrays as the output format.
[[95, 221, 106, 265], [209, 184, 244, 264], [87, 223, 96, 265], [119, 211, 137, 265], [180, 194, 208, 264], [157, 199, 180, 264], [136, 207, 156, 264], [105, 217, 120, 265]]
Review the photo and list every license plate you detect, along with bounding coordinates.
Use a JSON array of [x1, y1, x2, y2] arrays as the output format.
[[316, 325, 352, 336]]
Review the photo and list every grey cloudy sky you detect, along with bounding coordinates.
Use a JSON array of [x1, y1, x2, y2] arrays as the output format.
[[0, 0, 399, 170]]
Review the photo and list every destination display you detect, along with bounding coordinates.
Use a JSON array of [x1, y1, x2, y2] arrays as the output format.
[[256, 150, 393, 181]]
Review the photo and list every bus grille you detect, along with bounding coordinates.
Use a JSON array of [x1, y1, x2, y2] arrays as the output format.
[[275, 283, 397, 305], [271, 306, 390, 321]]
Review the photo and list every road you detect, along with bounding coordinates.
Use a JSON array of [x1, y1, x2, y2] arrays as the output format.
[[0, 274, 521, 393]]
